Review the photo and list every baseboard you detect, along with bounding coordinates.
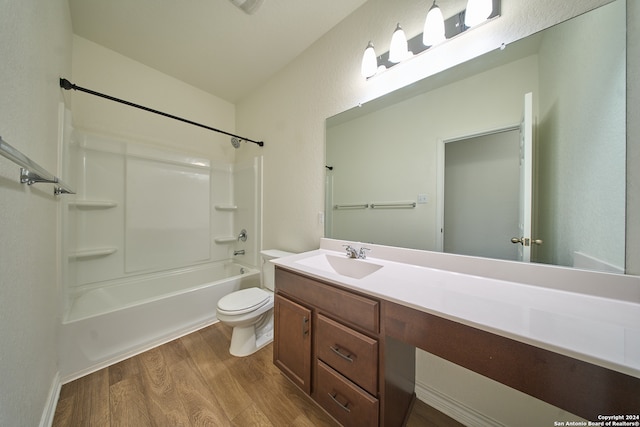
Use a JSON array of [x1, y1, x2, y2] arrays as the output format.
[[40, 371, 62, 427], [415, 380, 506, 427]]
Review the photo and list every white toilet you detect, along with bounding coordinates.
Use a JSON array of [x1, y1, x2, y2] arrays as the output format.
[[216, 249, 294, 356]]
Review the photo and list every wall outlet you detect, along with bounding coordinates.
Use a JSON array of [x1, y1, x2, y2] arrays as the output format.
[[318, 211, 325, 225], [417, 193, 429, 204]]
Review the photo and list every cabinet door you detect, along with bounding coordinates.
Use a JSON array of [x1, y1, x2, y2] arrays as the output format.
[[274, 293, 312, 394]]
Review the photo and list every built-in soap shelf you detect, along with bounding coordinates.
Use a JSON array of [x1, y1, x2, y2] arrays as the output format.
[[214, 237, 237, 244], [214, 205, 237, 211], [68, 200, 118, 209], [69, 247, 117, 260]]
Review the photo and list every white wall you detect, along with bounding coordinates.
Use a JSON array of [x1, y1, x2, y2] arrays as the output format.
[[236, 0, 631, 425], [537, 0, 626, 270], [71, 36, 236, 161], [0, 0, 72, 425]]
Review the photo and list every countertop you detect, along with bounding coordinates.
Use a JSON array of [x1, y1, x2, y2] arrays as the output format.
[[272, 239, 640, 379]]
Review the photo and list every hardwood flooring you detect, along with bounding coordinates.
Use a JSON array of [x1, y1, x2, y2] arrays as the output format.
[[53, 322, 464, 426]]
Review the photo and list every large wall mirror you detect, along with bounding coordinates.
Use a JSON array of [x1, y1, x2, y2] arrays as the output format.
[[325, 0, 626, 274]]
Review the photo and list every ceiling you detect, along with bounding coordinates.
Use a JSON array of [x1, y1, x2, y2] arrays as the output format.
[[68, 0, 368, 103]]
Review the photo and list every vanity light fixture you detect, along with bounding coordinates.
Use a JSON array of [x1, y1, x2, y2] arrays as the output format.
[[464, 0, 494, 27], [361, 41, 378, 78], [389, 23, 410, 63], [423, 1, 446, 47], [361, 0, 500, 79]]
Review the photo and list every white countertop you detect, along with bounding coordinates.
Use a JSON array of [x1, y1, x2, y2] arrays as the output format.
[[272, 239, 640, 379]]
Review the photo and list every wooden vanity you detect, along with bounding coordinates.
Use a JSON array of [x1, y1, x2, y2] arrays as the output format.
[[273, 264, 640, 426], [274, 267, 415, 427]]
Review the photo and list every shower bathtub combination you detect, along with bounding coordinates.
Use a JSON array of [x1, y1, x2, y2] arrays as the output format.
[[59, 129, 262, 380]]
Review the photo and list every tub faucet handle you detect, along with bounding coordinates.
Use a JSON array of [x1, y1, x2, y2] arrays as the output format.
[[238, 229, 247, 242]]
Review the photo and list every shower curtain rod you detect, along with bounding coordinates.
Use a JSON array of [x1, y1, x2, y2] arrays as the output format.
[[59, 78, 264, 147]]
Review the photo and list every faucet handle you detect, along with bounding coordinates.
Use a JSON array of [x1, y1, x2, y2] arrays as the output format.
[[358, 247, 370, 259]]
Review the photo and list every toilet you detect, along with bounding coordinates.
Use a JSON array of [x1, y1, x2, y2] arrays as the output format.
[[216, 249, 294, 356]]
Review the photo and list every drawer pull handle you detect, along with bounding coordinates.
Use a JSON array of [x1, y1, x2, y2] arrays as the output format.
[[328, 392, 351, 413], [330, 345, 354, 362]]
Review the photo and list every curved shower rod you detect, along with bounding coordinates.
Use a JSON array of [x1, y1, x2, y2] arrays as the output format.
[[59, 78, 264, 147]]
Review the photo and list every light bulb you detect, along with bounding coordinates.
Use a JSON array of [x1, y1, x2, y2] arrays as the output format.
[[423, 1, 446, 46], [361, 42, 378, 78], [389, 23, 409, 63], [465, 0, 493, 27]]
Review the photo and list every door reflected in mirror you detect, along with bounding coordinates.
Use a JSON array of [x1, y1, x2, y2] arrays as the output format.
[[325, 0, 626, 274]]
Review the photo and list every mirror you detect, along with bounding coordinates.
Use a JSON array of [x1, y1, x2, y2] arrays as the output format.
[[325, 0, 626, 273]]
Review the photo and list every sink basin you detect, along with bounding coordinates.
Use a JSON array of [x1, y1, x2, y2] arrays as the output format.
[[296, 253, 383, 279]]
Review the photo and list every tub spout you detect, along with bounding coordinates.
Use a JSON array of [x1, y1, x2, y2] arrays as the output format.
[[234, 250, 245, 256]]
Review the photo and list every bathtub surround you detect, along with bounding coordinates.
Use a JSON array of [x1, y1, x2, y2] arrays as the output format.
[[61, 29, 266, 388], [63, 131, 260, 288], [60, 130, 263, 379]]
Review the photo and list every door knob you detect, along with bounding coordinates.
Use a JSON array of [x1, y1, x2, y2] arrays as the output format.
[[511, 237, 543, 246]]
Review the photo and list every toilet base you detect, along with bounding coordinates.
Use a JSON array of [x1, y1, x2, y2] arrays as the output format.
[[228, 312, 274, 357]]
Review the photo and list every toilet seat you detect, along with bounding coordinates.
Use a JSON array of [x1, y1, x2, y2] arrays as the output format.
[[217, 287, 271, 315]]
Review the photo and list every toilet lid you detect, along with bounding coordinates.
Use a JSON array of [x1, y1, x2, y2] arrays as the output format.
[[217, 288, 271, 315]]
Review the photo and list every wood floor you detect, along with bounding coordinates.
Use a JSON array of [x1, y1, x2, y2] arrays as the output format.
[[53, 322, 464, 426]]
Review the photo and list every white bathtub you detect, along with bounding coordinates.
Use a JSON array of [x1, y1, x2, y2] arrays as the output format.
[[59, 261, 260, 381]]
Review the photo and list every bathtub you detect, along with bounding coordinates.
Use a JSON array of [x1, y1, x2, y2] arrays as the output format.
[[59, 261, 260, 381]]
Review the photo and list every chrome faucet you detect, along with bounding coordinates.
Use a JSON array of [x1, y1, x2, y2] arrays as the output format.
[[343, 245, 370, 259], [234, 250, 245, 256], [237, 229, 247, 242], [343, 245, 358, 258]]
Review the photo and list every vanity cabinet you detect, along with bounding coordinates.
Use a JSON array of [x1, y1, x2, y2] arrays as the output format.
[[274, 266, 415, 427], [274, 245, 640, 423]]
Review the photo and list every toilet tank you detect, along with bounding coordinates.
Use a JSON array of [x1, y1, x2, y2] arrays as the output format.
[[260, 249, 295, 291]]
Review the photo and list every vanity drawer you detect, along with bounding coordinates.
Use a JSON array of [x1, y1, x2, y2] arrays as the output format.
[[316, 314, 378, 395], [276, 267, 379, 333], [316, 361, 379, 427]]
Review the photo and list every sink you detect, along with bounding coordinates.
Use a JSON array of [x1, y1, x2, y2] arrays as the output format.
[[296, 253, 383, 279]]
